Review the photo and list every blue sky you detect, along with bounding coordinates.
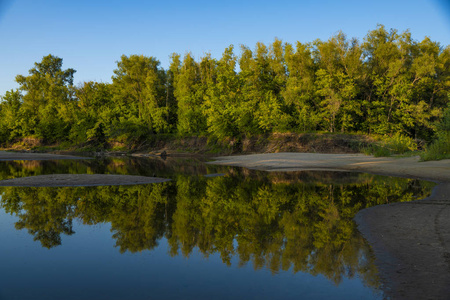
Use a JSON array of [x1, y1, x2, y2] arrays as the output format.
[[0, 0, 449, 96]]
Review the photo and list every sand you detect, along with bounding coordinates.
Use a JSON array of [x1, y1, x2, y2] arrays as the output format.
[[0, 151, 88, 161], [0, 174, 171, 187], [0, 151, 170, 187]]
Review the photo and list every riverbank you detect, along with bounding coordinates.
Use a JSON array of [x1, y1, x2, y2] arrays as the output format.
[[0, 174, 170, 187], [209, 153, 450, 300], [1, 132, 373, 156], [0, 151, 88, 161]]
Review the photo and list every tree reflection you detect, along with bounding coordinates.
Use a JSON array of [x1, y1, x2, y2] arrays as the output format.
[[0, 168, 434, 289]]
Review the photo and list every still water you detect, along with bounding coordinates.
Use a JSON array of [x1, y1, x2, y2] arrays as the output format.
[[0, 157, 435, 300]]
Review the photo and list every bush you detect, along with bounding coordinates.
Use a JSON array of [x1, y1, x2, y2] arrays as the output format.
[[420, 132, 450, 161], [383, 133, 417, 154], [364, 133, 417, 157], [420, 104, 450, 161]]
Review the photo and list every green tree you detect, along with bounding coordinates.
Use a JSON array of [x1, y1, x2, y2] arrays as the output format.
[[283, 42, 319, 131], [314, 32, 362, 132], [15, 54, 76, 142], [204, 46, 240, 138], [166, 53, 181, 129], [361, 26, 414, 135], [407, 38, 449, 139], [72, 82, 113, 146], [111, 55, 170, 139], [172, 53, 208, 134], [240, 41, 291, 133], [0, 90, 23, 144]]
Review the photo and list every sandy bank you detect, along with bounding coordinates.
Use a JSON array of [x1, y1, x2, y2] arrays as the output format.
[[0, 151, 170, 187], [210, 153, 450, 300], [0, 150, 88, 161], [209, 152, 450, 182], [0, 174, 170, 187]]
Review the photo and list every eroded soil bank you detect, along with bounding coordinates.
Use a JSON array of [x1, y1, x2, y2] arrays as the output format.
[[210, 153, 450, 300]]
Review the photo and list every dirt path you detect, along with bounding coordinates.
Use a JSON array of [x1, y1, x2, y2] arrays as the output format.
[[210, 153, 450, 300]]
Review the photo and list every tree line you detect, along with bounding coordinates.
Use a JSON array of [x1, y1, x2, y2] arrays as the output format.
[[1, 25, 449, 147]]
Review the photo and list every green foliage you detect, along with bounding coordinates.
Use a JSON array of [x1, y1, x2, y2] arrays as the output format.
[[0, 90, 23, 145], [420, 135, 450, 161], [111, 55, 172, 135], [383, 133, 417, 153], [204, 45, 241, 139], [421, 104, 450, 161], [172, 53, 211, 135], [12, 54, 76, 143], [364, 133, 417, 157], [363, 144, 392, 157], [0, 25, 449, 151]]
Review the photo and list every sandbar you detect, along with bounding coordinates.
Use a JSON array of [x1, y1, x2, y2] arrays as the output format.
[[0, 151, 169, 187], [0, 174, 170, 187], [0, 150, 88, 161]]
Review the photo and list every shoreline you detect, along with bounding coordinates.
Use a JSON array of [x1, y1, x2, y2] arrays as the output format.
[[0, 151, 89, 161], [0, 174, 171, 187]]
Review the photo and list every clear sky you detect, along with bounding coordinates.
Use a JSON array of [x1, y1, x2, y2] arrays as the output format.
[[0, 0, 449, 96]]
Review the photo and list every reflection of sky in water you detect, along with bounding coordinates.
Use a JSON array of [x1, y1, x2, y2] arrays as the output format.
[[0, 158, 435, 300], [0, 210, 382, 300]]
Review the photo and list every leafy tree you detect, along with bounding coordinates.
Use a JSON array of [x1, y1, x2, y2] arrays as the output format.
[[204, 46, 240, 138], [172, 53, 208, 135], [240, 41, 291, 133], [407, 39, 450, 139], [72, 82, 113, 146], [283, 42, 319, 131], [0, 90, 23, 144], [166, 53, 181, 128], [14, 54, 76, 142], [111, 55, 170, 139], [314, 32, 362, 132]]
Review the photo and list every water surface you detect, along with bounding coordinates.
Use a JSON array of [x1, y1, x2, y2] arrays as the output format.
[[0, 157, 435, 299]]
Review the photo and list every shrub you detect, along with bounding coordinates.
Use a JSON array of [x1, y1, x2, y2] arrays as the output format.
[[383, 133, 417, 154], [364, 133, 417, 157], [420, 104, 450, 161], [420, 132, 450, 161]]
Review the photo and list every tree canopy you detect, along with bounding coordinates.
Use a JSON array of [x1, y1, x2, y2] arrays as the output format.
[[0, 25, 449, 148]]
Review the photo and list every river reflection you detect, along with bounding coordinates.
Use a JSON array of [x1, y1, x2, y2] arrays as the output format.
[[0, 157, 435, 299]]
